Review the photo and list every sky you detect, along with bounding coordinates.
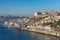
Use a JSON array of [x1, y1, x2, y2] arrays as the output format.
[[0, 0, 60, 16]]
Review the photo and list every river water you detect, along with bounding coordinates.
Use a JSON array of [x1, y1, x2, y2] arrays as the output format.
[[0, 24, 60, 40]]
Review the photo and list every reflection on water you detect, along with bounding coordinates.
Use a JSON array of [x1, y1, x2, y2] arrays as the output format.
[[28, 32, 60, 40], [0, 24, 60, 40]]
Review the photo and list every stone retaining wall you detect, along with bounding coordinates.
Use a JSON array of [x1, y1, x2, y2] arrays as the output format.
[[21, 27, 60, 37]]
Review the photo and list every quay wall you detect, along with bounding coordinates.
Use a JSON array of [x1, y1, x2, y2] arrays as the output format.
[[21, 27, 60, 37]]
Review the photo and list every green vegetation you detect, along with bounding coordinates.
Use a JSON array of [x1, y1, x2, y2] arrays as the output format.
[[30, 16, 42, 22], [40, 19, 60, 31], [47, 20, 60, 31], [30, 16, 60, 31]]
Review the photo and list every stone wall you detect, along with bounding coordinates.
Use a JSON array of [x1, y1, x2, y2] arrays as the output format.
[[22, 27, 60, 37]]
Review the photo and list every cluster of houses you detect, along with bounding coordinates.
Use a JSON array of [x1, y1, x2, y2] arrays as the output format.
[[27, 11, 60, 31], [4, 11, 60, 31]]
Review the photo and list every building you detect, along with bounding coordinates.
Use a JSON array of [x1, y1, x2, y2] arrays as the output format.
[[50, 11, 60, 21], [34, 12, 49, 18], [34, 12, 42, 16]]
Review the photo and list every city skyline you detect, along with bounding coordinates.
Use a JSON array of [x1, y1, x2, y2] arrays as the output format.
[[0, 0, 60, 16]]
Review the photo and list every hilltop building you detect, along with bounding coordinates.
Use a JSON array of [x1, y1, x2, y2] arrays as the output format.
[[34, 12, 49, 18]]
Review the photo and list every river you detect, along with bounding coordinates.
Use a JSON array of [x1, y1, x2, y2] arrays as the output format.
[[0, 24, 60, 40]]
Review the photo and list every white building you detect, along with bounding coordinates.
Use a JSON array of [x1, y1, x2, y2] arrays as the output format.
[[34, 12, 49, 17], [34, 12, 41, 16]]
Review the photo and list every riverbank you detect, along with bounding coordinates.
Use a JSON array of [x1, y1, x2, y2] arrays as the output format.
[[20, 27, 60, 37]]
